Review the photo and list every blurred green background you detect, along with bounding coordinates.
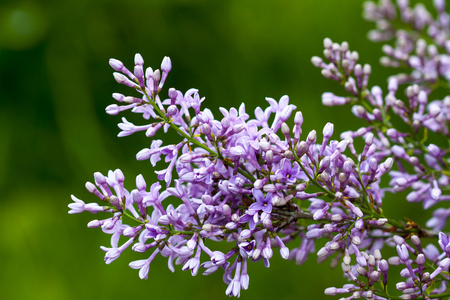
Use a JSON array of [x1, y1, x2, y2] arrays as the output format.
[[0, 0, 414, 299]]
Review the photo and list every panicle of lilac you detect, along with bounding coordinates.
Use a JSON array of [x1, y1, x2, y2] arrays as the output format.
[[72, 28, 450, 298], [314, 30, 450, 222], [365, 0, 450, 84]]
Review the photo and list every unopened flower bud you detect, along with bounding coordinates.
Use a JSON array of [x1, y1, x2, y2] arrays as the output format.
[[110, 195, 120, 207], [357, 266, 367, 276], [222, 204, 231, 217], [281, 122, 290, 135], [88, 220, 102, 228], [311, 56, 323, 67], [317, 247, 329, 258], [352, 236, 361, 245], [266, 150, 273, 163], [161, 56, 172, 73]]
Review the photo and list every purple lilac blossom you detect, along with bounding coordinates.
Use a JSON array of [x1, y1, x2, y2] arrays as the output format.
[[70, 1, 450, 298]]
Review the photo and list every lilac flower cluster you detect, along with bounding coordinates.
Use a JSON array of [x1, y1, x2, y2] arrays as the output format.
[[69, 0, 449, 298]]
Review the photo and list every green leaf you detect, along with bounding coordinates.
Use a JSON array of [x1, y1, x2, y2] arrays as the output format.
[[442, 170, 450, 177], [425, 279, 436, 296]]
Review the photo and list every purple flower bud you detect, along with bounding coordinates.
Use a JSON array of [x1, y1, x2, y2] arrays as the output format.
[[393, 235, 405, 245], [422, 272, 431, 283], [370, 270, 380, 282], [262, 238, 273, 260], [87, 220, 102, 228], [431, 180, 442, 200], [109, 58, 124, 71], [105, 104, 120, 115], [396, 244, 409, 262], [384, 157, 394, 169], [396, 282, 408, 291], [311, 56, 323, 67], [323, 122, 334, 138], [265, 150, 273, 164], [331, 214, 343, 222], [307, 130, 316, 143], [113, 72, 137, 88], [110, 195, 120, 206], [252, 248, 261, 260], [281, 122, 290, 136], [336, 139, 348, 153], [322, 93, 349, 106], [153, 69, 161, 82], [317, 247, 329, 258], [323, 37, 332, 48], [85, 181, 101, 194], [225, 222, 238, 230], [131, 190, 143, 205], [161, 56, 172, 73], [379, 259, 388, 272], [428, 144, 441, 157], [348, 248, 365, 268], [202, 224, 220, 231], [112, 93, 125, 102], [134, 53, 144, 66], [411, 235, 421, 247], [440, 257, 450, 269], [263, 183, 276, 193], [344, 200, 363, 218], [187, 234, 198, 251], [222, 204, 231, 217], [167, 105, 178, 117], [343, 160, 353, 174], [417, 254, 426, 265], [324, 287, 337, 296], [274, 236, 289, 259], [240, 229, 252, 240], [352, 236, 361, 245], [321, 69, 333, 79], [306, 228, 323, 239], [357, 266, 367, 276], [134, 65, 145, 87], [355, 218, 364, 230]]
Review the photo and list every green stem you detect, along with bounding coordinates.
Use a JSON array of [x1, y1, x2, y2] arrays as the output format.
[[121, 210, 144, 224], [359, 207, 407, 231], [295, 154, 334, 198]]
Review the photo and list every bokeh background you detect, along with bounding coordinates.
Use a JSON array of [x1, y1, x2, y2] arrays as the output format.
[[0, 0, 423, 299]]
